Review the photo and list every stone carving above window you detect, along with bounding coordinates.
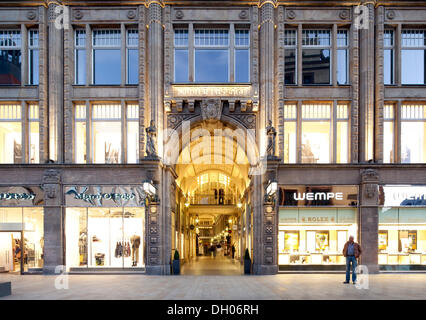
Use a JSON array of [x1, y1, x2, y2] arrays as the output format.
[[201, 99, 222, 121]]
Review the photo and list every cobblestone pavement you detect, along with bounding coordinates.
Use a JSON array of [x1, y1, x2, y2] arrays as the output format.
[[1, 271, 425, 300]]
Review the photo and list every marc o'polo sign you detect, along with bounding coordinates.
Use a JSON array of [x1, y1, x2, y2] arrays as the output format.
[[65, 185, 146, 207]]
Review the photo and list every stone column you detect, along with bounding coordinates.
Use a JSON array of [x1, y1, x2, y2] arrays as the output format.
[[147, 0, 164, 158], [48, 4, 64, 163], [42, 169, 63, 274], [358, 1, 375, 162], [252, 159, 279, 275], [258, 0, 276, 155], [359, 168, 380, 274], [144, 161, 171, 275]]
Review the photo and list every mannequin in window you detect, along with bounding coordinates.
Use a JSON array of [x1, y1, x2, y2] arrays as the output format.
[[130, 234, 141, 267]]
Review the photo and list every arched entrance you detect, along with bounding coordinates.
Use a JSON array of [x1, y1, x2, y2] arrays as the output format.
[[166, 118, 259, 275]]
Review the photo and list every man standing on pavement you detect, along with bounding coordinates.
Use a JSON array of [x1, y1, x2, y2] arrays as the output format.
[[342, 236, 362, 284]]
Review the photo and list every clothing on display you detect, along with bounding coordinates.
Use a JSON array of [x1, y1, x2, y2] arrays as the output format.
[[130, 235, 141, 266]]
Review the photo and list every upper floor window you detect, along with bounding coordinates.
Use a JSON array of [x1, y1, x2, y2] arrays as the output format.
[[92, 29, 121, 85], [284, 30, 297, 84], [126, 29, 139, 85], [384, 30, 394, 85], [0, 30, 21, 85], [74, 103, 139, 164], [0, 103, 39, 163], [28, 30, 39, 85], [174, 27, 250, 83], [336, 30, 349, 85], [284, 102, 350, 164], [302, 30, 331, 85], [74, 29, 86, 85], [401, 30, 426, 85]]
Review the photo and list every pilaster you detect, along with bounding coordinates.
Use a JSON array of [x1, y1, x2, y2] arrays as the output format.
[[48, 4, 64, 163], [38, 6, 48, 163], [42, 169, 63, 274], [139, 5, 147, 159], [360, 168, 380, 274], [375, 6, 385, 163]]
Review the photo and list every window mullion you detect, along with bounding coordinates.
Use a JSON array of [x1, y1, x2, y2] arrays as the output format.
[[396, 100, 401, 163], [297, 25, 302, 86], [189, 24, 194, 82], [121, 100, 126, 164], [121, 24, 126, 86], [332, 25, 337, 86], [21, 25, 28, 86], [332, 100, 337, 163], [86, 100, 91, 163], [230, 24, 235, 82], [86, 24, 92, 86], [395, 24, 402, 86], [21, 101, 28, 163], [296, 100, 302, 162]]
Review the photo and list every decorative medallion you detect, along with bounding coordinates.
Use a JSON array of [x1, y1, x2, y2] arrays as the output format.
[[27, 10, 37, 21], [239, 10, 249, 20], [286, 10, 296, 20], [175, 10, 184, 19], [339, 10, 350, 20], [386, 10, 395, 20], [201, 99, 222, 121], [74, 9, 83, 20], [127, 10, 136, 20]]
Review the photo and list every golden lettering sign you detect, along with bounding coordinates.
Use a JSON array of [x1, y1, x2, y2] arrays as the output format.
[[172, 85, 251, 98]]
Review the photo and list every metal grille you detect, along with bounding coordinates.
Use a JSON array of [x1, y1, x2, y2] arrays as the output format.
[[284, 104, 297, 119], [194, 30, 229, 47], [75, 30, 86, 47], [384, 104, 394, 120], [0, 30, 21, 48], [302, 30, 330, 47], [337, 104, 349, 119], [28, 30, 39, 48], [75, 105, 86, 120], [384, 30, 394, 47], [29, 104, 39, 120], [93, 30, 121, 47], [284, 30, 297, 47], [401, 104, 426, 120], [127, 30, 138, 47], [401, 30, 426, 48], [92, 104, 121, 120], [174, 29, 188, 47], [235, 30, 249, 47], [0, 104, 21, 120], [127, 104, 139, 120], [302, 103, 331, 119], [337, 30, 348, 47]]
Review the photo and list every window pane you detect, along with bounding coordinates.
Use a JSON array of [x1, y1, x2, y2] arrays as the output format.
[[29, 49, 39, 85], [0, 50, 21, 85], [93, 121, 121, 163], [401, 122, 426, 163], [23, 208, 44, 270], [401, 50, 425, 84], [75, 49, 86, 85], [29, 121, 39, 164], [195, 49, 228, 83], [284, 122, 296, 163], [75, 121, 86, 163], [66, 208, 87, 268], [302, 49, 330, 85], [127, 121, 138, 164], [301, 121, 330, 163], [383, 121, 394, 163], [336, 121, 348, 163], [0, 122, 21, 163], [127, 49, 138, 84], [337, 49, 348, 85], [384, 49, 394, 85], [285, 49, 296, 84], [93, 49, 121, 85], [174, 49, 188, 82], [235, 49, 249, 83]]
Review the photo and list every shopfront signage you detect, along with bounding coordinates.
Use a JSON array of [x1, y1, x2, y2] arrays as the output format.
[[65, 185, 146, 207], [279, 208, 356, 224], [279, 185, 358, 207], [0, 186, 44, 206], [380, 185, 426, 207], [172, 85, 251, 98]]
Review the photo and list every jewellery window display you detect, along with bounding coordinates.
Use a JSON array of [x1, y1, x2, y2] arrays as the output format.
[[65, 207, 145, 269], [378, 207, 426, 265], [278, 208, 358, 265]]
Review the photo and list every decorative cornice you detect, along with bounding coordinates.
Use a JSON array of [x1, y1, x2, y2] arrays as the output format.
[[258, 0, 278, 8]]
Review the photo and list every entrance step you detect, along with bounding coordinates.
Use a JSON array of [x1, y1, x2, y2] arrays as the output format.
[[0, 282, 11, 297], [69, 267, 145, 274]]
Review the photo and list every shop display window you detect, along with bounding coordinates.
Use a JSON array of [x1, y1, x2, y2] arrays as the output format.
[[0, 207, 44, 272], [66, 207, 145, 269]]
